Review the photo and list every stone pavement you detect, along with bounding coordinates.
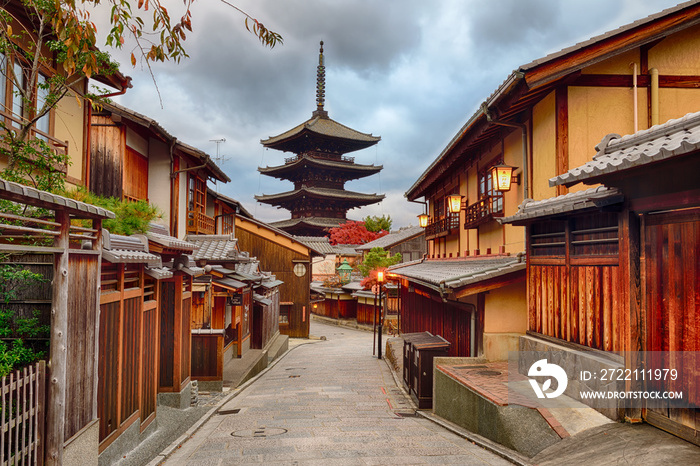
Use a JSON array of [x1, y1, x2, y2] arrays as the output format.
[[161, 321, 512, 465]]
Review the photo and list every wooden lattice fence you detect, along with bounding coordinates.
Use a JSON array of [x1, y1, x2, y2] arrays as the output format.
[[1, 361, 45, 466]]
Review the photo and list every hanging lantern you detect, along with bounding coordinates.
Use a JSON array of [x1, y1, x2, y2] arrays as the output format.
[[418, 213, 429, 228], [447, 193, 462, 213], [491, 164, 518, 192]]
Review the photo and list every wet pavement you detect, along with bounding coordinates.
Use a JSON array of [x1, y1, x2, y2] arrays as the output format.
[[162, 321, 511, 465]]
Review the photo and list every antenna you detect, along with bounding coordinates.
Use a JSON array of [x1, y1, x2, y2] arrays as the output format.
[[210, 138, 229, 192]]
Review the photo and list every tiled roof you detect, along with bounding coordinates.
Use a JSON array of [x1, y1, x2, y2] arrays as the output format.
[[213, 277, 247, 290], [261, 114, 380, 146], [552, 111, 700, 187], [388, 255, 525, 294], [253, 294, 273, 306], [332, 244, 363, 256], [185, 234, 239, 261], [294, 235, 335, 254], [259, 155, 382, 177], [145, 267, 173, 280], [255, 186, 384, 204], [235, 214, 323, 256], [102, 230, 161, 265], [272, 217, 345, 230], [147, 230, 196, 252], [0, 177, 115, 219], [499, 186, 624, 225], [355, 226, 424, 251]]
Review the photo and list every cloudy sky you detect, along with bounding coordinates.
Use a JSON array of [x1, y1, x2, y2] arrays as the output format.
[[104, 0, 682, 228]]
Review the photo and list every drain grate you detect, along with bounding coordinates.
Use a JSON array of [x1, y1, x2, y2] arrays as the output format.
[[288, 375, 301, 378], [231, 427, 288, 438]]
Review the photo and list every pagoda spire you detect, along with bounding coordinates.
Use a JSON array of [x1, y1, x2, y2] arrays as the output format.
[[314, 41, 328, 118]]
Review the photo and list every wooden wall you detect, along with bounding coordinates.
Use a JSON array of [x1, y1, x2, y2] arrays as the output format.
[[97, 262, 144, 448], [158, 275, 191, 393], [191, 335, 222, 379], [89, 115, 124, 199], [527, 212, 624, 352], [399, 282, 472, 357], [235, 226, 309, 338]]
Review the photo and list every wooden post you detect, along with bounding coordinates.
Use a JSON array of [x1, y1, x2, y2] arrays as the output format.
[[624, 210, 644, 422], [93, 221, 102, 422], [46, 210, 69, 465]]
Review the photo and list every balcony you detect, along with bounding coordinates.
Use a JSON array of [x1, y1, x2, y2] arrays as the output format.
[[425, 213, 459, 240], [0, 110, 69, 172], [463, 194, 503, 229], [187, 210, 215, 235], [285, 154, 355, 164]]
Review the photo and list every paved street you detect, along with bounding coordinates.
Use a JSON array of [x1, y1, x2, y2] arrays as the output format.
[[163, 321, 511, 465]]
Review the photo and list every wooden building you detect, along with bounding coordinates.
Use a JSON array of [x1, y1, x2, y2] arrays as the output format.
[[234, 215, 323, 338], [0, 2, 131, 190], [356, 226, 426, 263], [256, 42, 384, 237], [89, 101, 230, 238], [502, 111, 700, 445], [0, 177, 114, 465], [185, 234, 282, 389], [395, 1, 700, 362]]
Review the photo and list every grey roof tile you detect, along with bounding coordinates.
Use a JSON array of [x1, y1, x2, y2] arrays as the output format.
[[388, 255, 526, 293], [552, 111, 700, 187], [185, 234, 239, 261], [355, 226, 424, 251], [499, 186, 624, 224]]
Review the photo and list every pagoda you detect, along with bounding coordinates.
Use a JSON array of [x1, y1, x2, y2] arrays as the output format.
[[256, 41, 384, 237]]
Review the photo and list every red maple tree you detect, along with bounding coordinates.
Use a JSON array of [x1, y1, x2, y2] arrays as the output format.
[[328, 220, 388, 245]]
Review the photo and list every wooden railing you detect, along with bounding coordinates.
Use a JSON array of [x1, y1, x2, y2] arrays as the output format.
[[187, 210, 215, 235], [285, 154, 355, 164], [425, 213, 459, 239], [0, 110, 69, 169], [463, 194, 504, 229], [1, 361, 46, 465]]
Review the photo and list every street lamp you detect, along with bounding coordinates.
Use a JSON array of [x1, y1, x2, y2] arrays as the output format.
[[377, 270, 384, 360]]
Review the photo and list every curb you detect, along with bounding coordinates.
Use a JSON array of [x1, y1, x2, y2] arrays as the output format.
[[145, 338, 324, 465], [416, 411, 532, 466]]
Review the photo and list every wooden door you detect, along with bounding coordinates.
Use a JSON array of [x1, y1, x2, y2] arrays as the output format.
[[643, 208, 700, 445]]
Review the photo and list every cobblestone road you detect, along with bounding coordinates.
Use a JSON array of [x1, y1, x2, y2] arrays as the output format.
[[164, 321, 511, 465]]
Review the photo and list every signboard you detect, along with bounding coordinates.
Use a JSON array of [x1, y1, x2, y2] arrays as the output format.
[[228, 293, 243, 306]]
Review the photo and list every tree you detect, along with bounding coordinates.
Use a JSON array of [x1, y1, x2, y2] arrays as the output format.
[[0, 0, 281, 193], [363, 215, 392, 232], [357, 247, 401, 277], [328, 220, 389, 246]]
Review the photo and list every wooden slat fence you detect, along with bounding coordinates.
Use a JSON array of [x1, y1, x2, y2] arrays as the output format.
[[1, 361, 45, 466]]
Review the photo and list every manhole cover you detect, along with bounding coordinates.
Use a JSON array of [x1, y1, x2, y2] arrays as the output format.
[[285, 367, 306, 371], [231, 427, 288, 438], [475, 370, 502, 376]]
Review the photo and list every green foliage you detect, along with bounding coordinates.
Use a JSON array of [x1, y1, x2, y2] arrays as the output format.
[[357, 247, 402, 277], [0, 265, 49, 377], [363, 215, 392, 233], [64, 187, 163, 235], [0, 137, 71, 193]]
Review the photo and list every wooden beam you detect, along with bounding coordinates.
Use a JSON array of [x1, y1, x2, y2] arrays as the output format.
[[556, 87, 569, 196], [46, 211, 69, 465], [450, 269, 526, 299], [572, 74, 700, 88]]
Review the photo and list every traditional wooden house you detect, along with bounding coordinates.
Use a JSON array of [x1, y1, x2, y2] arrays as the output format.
[[89, 101, 230, 237], [356, 226, 426, 263], [501, 110, 700, 445], [0, 2, 130, 188], [184, 234, 282, 390], [0, 178, 114, 465], [395, 0, 700, 361], [97, 226, 199, 461], [257, 42, 384, 236], [234, 215, 322, 338]]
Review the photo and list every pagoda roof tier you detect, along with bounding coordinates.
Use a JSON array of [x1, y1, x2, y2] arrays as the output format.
[[261, 113, 380, 154], [270, 216, 346, 230], [258, 154, 382, 181], [255, 186, 384, 209]]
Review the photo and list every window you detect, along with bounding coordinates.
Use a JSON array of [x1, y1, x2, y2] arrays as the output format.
[[35, 74, 49, 140], [188, 175, 205, 213], [11, 61, 24, 124], [529, 213, 619, 259], [478, 159, 504, 214]]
